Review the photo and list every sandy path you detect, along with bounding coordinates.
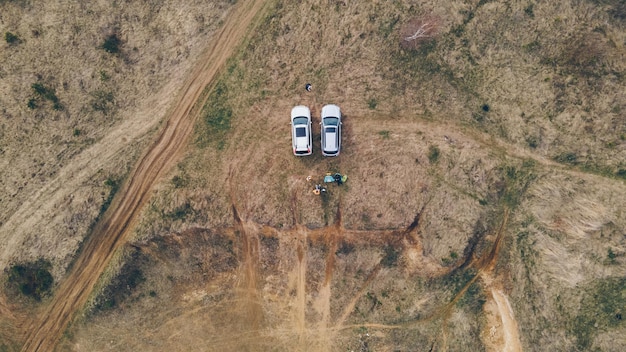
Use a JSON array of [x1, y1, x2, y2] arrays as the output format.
[[19, 1, 268, 351], [491, 288, 522, 352], [476, 211, 522, 352]]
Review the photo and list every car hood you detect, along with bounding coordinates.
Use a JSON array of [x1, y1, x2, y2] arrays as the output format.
[[321, 104, 341, 119], [291, 106, 310, 119]]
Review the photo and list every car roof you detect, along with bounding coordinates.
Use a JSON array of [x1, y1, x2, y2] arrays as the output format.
[[323, 126, 338, 151]]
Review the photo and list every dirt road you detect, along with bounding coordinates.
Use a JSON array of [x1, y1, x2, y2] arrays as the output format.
[[20, 1, 268, 351]]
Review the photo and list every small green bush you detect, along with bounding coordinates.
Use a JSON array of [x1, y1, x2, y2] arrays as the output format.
[[29, 82, 62, 110], [428, 145, 440, 164], [378, 130, 390, 139], [27, 98, 37, 109], [31, 83, 59, 103], [524, 4, 534, 18], [100, 176, 120, 215], [367, 98, 378, 109], [554, 152, 579, 165], [5, 31, 19, 44], [171, 175, 187, 188], [101, 34, 121, 54]]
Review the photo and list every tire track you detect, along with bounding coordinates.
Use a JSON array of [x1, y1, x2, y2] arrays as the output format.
[[20, 1, 268, 351]]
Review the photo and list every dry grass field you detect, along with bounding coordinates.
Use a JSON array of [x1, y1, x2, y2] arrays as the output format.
[[1, 0, 625, 351]]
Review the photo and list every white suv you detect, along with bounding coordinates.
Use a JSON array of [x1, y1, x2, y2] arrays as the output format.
[[321, 104, 341, 156], [291, 105, 312, 156]]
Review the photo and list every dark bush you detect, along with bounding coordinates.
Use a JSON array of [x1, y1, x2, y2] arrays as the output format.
[[101, 34, 121, 54], [7, 259, 54, 301], [381, 245, 400, 267], [428, 145, 440, 164], [554, 152, 579, 165], [30, 82, 61, 110], [5, 31, 19, 44], [94, 249, 146, 312]]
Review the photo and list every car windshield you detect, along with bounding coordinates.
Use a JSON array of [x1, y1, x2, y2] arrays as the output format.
[[325, 127, 336, 133], [295, 127, 307, 137], [293, 116, 309, 125], [323, 117, 339, 126]]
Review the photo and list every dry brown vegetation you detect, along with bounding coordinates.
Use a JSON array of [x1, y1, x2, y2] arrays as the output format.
[[1, 0, 625, 351]]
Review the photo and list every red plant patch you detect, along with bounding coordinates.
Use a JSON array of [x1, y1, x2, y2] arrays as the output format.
[[399, 16, 441, 50]]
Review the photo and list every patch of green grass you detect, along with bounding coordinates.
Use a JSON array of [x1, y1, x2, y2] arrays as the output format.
[[367, 98, 378, 110], [196, 80, 232, 149], [378, 130, 390, 139], [569, 277, 626, 350], [381, 245, 400, 267], [99, 70, 110, 82], [497, 159, 537, 209], [378, 14, 400, 39], [100, 176, 121, 215], [7, 259, 54, 301], [441, 251, 458, 266], [90, 90, 115, 115], [165, 202, 194, 221], [457, 279, 486, 313], [523, 40, 541, 53], [434, 267, 478, 301]]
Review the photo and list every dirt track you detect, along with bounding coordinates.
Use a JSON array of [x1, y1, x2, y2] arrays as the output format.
[[20, 1, 268, 350]]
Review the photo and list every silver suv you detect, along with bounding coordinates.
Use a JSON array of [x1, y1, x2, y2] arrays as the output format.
[[321, 104, 341, 156], [291, 105, 312, 156]]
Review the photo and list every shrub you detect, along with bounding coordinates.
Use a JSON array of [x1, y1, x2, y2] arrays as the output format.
[[428, 145, 440, 164], [554, 152, 579, 165], [101, 34, 121, 54], [367, 98, 378, 109], [30, 82, 62, 110], [4, 31, 19, 44], [27, 98, 37, 109], [7, 259, 54, 301], [31, 83, 59, 103], [381, 245, 399, 267]]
